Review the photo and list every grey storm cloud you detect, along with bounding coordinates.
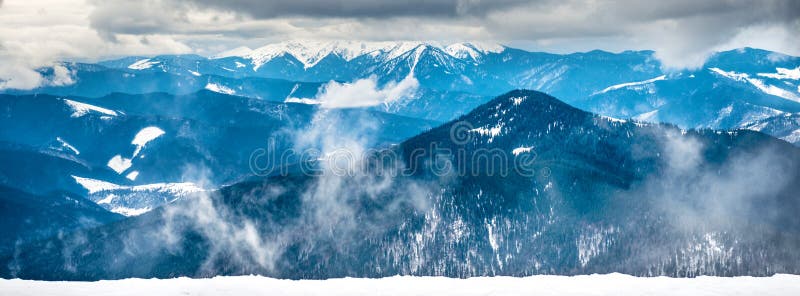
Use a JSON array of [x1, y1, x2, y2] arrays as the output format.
[[187, 0, 529, 18], [86, 0, 800, 41]]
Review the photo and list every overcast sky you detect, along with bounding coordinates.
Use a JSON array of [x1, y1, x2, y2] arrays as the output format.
[[1, 0, 799, 88]]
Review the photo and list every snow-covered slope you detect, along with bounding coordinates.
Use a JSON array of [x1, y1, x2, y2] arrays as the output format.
[[710, 67, 800, 103], [1, 274, 798, 296], [63, 99, 118, 118]]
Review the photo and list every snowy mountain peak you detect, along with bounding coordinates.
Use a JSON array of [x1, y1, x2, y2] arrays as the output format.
[[445, 42, 505, 61], [229, 40, 504, 70]]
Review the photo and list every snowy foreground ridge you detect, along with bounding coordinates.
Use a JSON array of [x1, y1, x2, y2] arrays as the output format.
[[2, 274, 799, 296]]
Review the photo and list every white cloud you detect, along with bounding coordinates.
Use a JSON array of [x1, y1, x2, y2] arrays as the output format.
[[0, 0, 192, 90], [50, 64, 76, 86], [316, 75, 419, 108], [0, 63, 76, 90], [0, 63, 44, 90]]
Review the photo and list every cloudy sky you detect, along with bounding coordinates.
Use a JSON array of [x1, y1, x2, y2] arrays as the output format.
[[1, 0, 799, 87]]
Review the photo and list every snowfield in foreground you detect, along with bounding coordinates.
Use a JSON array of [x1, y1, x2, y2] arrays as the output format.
[[2, 274, 799, 296]]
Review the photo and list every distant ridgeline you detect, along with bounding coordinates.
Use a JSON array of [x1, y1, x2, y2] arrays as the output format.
[[2, 90, 799, 280], [4, 42, 800, 145]]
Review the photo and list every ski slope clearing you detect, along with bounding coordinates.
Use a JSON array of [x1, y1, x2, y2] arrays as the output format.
[[1, 274, 798, 296]]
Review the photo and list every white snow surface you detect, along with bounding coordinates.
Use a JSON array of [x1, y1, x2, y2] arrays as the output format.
[[132, 127, 165, 147], [125, 171, 139, 181], [595, 75, 666, 95], [131, 126, 165, 157], [512, 146, 533, 156], [2, 274, 799, 296], [106, 155, 132, 174], [72, 176, 124, 193], [63, 99, 118, 118], [758, 67, 800, 80], [127, 58, 160, 70], [205, 83, 236, 95], [73, 176, 204, 216]]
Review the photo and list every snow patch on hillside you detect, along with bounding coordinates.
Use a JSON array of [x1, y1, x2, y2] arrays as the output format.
[[107, 155, 132, 174], [105, 127, 164, 175], [512, 146, 533, 156], [471, 124, 503, 143], [758, 67, 800, 80], [63, 99, 118, 118], [2, 274, 799, 296], [126, 171, 139, 181], [56, 137, 80, 155], [110, 206, 151, 216], [132, 126, 165, 157], [205, 83, 236, 95], [128, 59, 160, 70], [710, 68, 800, 103], [634, 109, 660, 122], [595, 75, 666, 95]]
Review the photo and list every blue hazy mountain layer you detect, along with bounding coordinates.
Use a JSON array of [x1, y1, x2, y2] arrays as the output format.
[[3, 90, 798, 280], [0, 91, 438, 224]]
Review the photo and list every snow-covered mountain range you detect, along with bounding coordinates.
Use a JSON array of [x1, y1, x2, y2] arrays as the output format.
[[8, 42, 799, 146], [213, 40, 505, 69]]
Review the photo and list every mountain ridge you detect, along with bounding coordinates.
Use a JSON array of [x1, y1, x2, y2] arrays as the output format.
[[4, 90, 798, 279]]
